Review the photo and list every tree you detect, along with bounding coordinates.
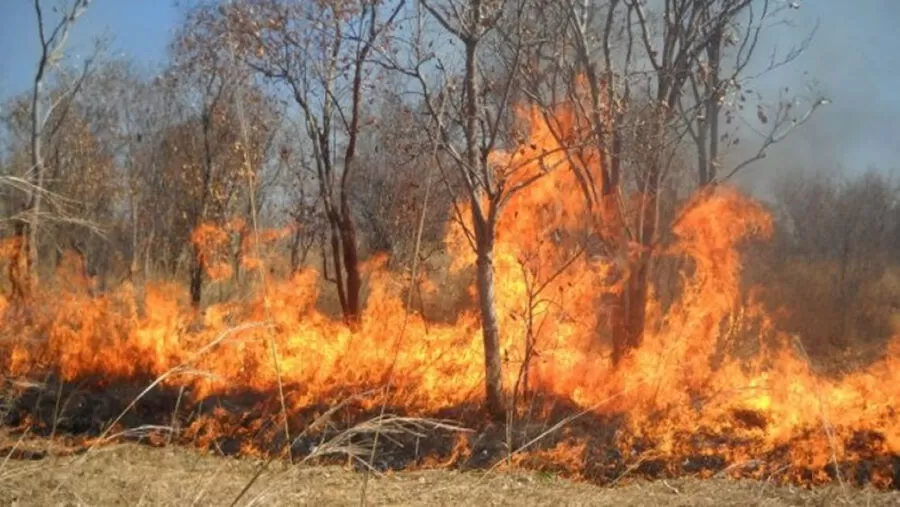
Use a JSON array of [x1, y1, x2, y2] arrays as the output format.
[[350, 91, 450, 266], [170, 8, 278, 307], [220, 0, 405, 326], [517, 0, 826, 364], [96, 59, 156, 283], [384, 0, 563, 418], [11, 0, 92, 298]]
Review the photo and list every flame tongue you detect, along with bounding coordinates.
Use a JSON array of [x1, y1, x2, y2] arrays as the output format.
[[1, 102, 898, 489]]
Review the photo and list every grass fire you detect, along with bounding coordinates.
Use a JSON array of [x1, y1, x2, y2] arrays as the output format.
[[1, 0, 900, 504]]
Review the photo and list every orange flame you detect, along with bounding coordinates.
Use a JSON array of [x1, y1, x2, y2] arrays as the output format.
[[1, 99, 898, 488]]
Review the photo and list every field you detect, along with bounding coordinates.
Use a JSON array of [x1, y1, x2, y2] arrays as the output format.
[[1, 440, 897, 506]]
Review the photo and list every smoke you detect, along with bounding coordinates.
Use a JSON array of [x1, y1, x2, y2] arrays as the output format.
[[731, 0, 900, 197]]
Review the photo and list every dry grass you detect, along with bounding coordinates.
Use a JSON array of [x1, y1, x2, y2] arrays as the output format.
[[0, 442, 894, 506]]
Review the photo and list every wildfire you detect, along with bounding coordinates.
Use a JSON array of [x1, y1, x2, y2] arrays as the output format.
[[1, 100, 898, 489]]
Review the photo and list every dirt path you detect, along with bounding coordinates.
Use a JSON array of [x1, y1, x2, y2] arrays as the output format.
[[0, 443, 896, 506]]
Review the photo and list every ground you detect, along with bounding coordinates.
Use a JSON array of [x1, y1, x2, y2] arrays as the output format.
[[0, 443, 896, 506]]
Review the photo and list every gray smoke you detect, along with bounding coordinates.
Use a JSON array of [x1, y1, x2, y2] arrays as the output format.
[[729, 0, 900, 197]]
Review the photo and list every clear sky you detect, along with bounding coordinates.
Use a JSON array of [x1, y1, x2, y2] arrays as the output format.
[[1, 0, 898, 186], [0, 0, 182, 91]]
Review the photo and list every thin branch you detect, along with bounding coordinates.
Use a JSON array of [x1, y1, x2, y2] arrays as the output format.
[[718, 96, 828, 182]]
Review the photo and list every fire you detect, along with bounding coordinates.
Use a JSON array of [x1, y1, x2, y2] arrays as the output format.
[[1, 100, 898, 489]]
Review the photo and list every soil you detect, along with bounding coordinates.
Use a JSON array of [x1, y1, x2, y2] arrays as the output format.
[[0, 442, 897, 506]]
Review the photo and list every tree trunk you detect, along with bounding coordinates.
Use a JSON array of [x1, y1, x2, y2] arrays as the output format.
[[339, 205, 362, 326], [697, 112, 710, 186], [610, 254, 652, 365], [290, 225, 302, 273], [610, 154, 659, 365], [475, 220, 506, 420], [627, 256, 650, 342], [705, 25, 723, 184], [192, 109, 214, 310], [232, 227, 245, 286], [8, 224, 30, 301], [609, 293, 628, 366], [26, 59, 46, 290], [328, 216, 349, 315], [189, 248, 203, 308]]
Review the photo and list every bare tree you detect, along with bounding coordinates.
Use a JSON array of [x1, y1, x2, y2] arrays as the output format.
[[351, 91, 450, 266], [221, 0, 405, 326], [379, 0, 566, 418], [519, 0, 827, 363], [11, 0, 92, 298]]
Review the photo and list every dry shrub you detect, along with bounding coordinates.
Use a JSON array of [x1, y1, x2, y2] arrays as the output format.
[[747, 253, 899, 367]]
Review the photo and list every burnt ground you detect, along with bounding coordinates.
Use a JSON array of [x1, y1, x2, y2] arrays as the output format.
[[2, 375, 900, 498]]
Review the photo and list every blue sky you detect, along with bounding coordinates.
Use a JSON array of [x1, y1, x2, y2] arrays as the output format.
[[0, 0, 182, 91], [1, 0, 898, 186]]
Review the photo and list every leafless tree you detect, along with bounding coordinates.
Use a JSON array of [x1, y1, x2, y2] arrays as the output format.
[[221, 0, 405, 326], [378, 0, 570, 418], [514, 0, 827, 364], [10, 0, 92, 299], [350, 91, 450, 266]]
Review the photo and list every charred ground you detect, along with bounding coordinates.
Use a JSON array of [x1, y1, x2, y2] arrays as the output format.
[[3, 374, 898, 492]]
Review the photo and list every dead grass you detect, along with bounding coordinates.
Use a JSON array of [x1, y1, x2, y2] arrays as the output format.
[[0, 442, 894, 506]]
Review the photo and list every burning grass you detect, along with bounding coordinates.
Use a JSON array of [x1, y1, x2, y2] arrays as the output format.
[[0, 102, 899, 495], [2, 375, 899, 492]]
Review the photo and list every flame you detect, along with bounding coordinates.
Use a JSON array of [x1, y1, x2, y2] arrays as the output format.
[[1, 100, 898, 488]]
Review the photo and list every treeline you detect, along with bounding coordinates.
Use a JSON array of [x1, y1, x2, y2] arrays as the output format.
[[760, 169, 900, 353], [1, 0, 897, 417]]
